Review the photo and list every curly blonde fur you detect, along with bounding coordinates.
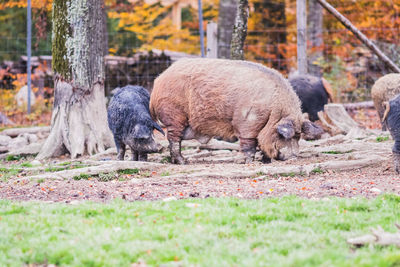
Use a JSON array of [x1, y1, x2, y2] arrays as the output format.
[[150, 58, 305, 162]]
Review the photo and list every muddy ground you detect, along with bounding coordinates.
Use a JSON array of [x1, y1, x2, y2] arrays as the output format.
[[0, 107, 398, 203]]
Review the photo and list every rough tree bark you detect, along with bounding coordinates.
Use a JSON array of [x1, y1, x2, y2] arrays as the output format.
[[217, 0, 238, 59], [297, 0, 307, 74], [37, 0, 113, 160], [307, 0, 323, 76], [230, 0, 249, 60]]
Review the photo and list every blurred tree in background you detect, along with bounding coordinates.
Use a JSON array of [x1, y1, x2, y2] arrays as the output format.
[[0, 0, 399, 110]]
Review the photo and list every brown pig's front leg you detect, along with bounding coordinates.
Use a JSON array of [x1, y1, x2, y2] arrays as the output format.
[[240, 137, 257, 164]]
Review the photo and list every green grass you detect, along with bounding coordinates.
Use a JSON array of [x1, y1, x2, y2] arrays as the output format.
[[0, 195, 399, 266], [274, 172, 305, 178], [117, 169, 139, 175], [73, 173, 90, 180], [45, 166, 67, 172], [72, 169, 140, 182], [20, 162, 33, 168], [0, 167, 21, 181], [45, 162, 89, 173], [5, 155, 23, 161], [97, 172, 117, 182], [311, 167, 325, 174], [160, 156, 171, 164], [322, 150, 354, 155], [376, 136, 390, 142]]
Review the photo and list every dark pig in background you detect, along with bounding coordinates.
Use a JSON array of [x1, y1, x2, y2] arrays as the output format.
[[150, 58, 322, 164], [107, 85, 164, 161], [289, 74, 334, 122], [382, 94, 400, 173]]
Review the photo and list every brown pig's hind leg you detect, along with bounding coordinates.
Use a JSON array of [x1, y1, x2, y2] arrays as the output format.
[[167, 127, 186, 164]]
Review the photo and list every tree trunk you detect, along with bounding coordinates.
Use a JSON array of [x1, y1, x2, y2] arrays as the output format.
[[297, 0, 307, 74], [307, 0, 323, 76], [102, 4, 109, 57], [37, 0, 113, 160], [230, 0, 249, 60], [217, 0, 238, 59]]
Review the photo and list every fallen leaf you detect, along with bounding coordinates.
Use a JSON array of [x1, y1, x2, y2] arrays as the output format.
[[186, 203, 201, 208]]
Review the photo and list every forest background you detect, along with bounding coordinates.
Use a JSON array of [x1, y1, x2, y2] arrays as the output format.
[[0, 0, 399, 126]]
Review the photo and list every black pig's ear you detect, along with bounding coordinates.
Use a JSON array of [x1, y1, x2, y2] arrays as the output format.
[[302, 120, 324, 140], [277, 120, 295, 140], [153, 122, 165, 136], [382, 101, 390, 123]]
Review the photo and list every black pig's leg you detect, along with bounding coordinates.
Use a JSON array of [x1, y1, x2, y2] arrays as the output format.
[[115, 138, 126, 160], [240, 137, 257, 164], [393, 153, 400, 174], [131, 150, 138, 161], [138, 152, 148, 161]]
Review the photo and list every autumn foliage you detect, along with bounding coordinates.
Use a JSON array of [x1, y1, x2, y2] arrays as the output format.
[[0, 0, 399, 126]]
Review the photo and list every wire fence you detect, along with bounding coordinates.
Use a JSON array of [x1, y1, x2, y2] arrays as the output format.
[[0, 27, 399, 103]]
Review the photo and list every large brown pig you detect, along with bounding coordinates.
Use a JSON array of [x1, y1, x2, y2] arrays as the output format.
[[150, 58, 322, 164]]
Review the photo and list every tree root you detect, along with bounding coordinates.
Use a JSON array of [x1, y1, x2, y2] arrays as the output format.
[[27, 161, 164, 180], [36, 81, 113, 160], [0, 126, 50, 138]]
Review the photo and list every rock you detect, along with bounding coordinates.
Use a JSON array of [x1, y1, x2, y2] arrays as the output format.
[[1, 142, 44, 159], [370, 187, 382, 194], [0, 126, 50, 138], [345, 127, 370, 140], [320, 132, 331, 139], [15, 85, 36, 107], [18, 133, 38, 144], [0, 112, 14, 126], [0, 135, 12, 146], [8, 136, 29, 150], [163, 196, 177, 202], [320, 183, 336, 190], [30, 159, 42, 166], [69, 200, 81, 205], [185, 203, 201, 208]]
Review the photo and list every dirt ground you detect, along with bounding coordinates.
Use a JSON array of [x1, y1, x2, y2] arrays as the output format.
[[0, 108, 399, 203]]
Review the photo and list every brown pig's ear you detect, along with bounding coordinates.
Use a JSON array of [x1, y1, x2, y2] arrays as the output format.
[[382, 101, 390, 123], [153, 122, 165, 136], [277, 120, 295, 140], [302, 120, 324, 140]]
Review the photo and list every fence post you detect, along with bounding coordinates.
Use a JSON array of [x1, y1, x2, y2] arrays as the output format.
[[297, 0, 307, 75], [27, 0, 32, 114], [198, 0, 205, 57], [207, 22, 218, 58]]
